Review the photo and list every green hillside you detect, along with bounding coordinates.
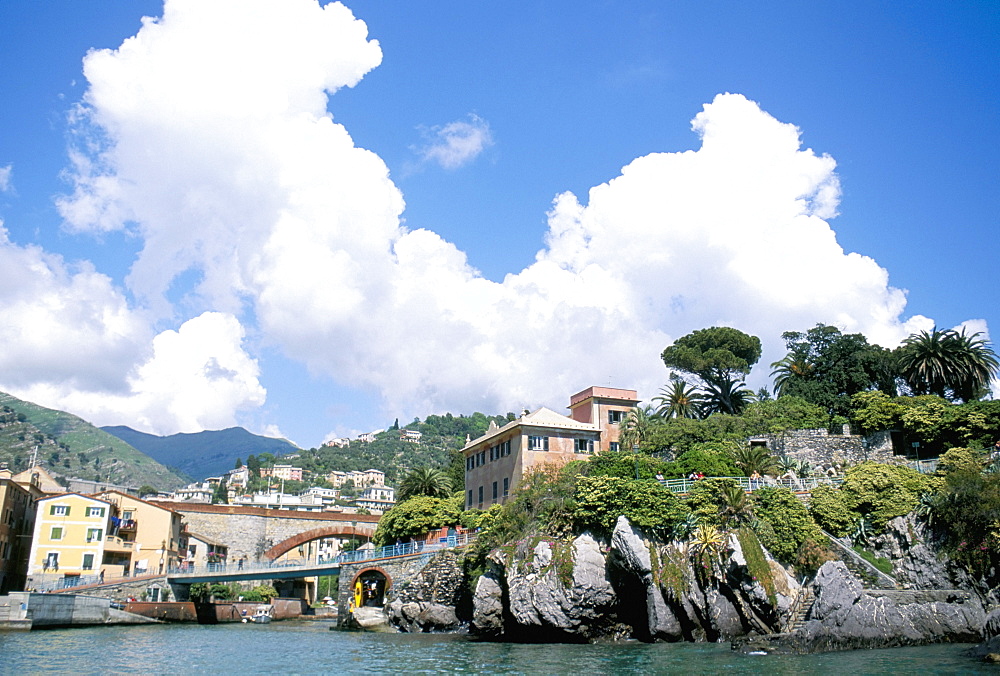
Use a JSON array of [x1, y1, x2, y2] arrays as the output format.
[[0, 392, 188, 490], [294, 412, 514, 487]]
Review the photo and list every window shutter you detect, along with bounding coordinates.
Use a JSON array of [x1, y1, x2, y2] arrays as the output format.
[[543, 437, 549, 451], [49, 505, 56, 515]]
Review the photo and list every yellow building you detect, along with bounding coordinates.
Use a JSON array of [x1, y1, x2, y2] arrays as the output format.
[[93, 491, 183, 576], [27, 493, 113, 584]]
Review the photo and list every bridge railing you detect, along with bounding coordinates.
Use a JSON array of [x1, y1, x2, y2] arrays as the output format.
[[659, 475, 843, 495], [165, 532, 477, 578]]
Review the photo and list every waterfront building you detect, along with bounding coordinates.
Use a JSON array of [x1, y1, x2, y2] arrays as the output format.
[[299, 486, 340, 508], [92, 490, 183, 576], [224, 465, 249, 489], [462, 386, 638, 509], [0, 464, 43, 592], [26, 493, 113, 584], [178, 529, 229, 569]]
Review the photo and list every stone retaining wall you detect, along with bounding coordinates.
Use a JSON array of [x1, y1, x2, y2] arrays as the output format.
[[750, 429, 894, 468]]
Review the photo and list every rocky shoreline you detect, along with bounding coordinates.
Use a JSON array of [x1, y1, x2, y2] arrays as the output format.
[[354, 514, 995, 657]]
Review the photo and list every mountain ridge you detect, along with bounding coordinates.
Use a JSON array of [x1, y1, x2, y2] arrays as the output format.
[[101, 425, 300, 481]]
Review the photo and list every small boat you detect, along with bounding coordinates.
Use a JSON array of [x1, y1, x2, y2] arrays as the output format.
[[249, 604, 273, 623]]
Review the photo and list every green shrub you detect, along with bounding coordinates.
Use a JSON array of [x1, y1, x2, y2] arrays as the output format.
[[752, 486, 823, 565], [809, 484, 856, 537], [686, 478, 743, 526], [573, 476, 690, 536], [373, 494, 463, 546], [838, 462, 934, 531], [736, 527, 775, 605], [664, 443, 739, 479]]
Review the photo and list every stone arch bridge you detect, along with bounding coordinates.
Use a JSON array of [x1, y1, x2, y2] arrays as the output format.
[[160, 502, 380, 562]]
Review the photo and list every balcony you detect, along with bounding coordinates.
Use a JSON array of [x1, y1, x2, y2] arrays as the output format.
[[117, 519, 138, 532], [105, 535, 135, 553]]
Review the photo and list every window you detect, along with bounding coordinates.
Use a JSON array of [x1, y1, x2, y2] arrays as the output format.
[[467, 490, 473, 508], [82, 554, 94, 570], [575, 438, 594, 454], [45, 552, 59, 570], [492, 481, 498, 501], [478, 486, 484, 505], [50, 505, 69, 516], [609, 442, 620, 452], [608, 410, 626, 425], [503, 478, 509, 497], [528, 436, 549, 451], [123, 511, 133, 521], [50, 526, 64, 540], [87, 507, 105, 518], [86, 528, 103, 543]]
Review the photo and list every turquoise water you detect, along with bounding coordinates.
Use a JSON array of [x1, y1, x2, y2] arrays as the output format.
[[0, 621, 991, 674]]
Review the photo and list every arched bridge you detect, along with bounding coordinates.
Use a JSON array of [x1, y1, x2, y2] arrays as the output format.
[[160, 502, 381, 562]]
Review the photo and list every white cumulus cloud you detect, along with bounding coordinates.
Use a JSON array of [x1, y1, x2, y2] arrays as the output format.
[[26, 0, 972, 436]]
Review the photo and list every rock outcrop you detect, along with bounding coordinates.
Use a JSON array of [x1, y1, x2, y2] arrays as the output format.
[[469, 517, 799, 643], [736, 561, 985, 654]]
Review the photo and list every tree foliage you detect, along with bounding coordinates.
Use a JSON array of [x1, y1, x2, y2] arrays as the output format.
[[661, 327, 762, 415], [770, 324, 896, 421], [838, 462, 935, 530], [398, 466, 454, 500], [572, 476, 690, 536], [897, 327, 999, 402], [372, 494, 463, 546]]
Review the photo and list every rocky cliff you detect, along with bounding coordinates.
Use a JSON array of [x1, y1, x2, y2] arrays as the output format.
[[470, 516, 800, 642]]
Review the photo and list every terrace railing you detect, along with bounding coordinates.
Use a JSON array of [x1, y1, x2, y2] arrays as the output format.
[[659, 475, 843, 495]]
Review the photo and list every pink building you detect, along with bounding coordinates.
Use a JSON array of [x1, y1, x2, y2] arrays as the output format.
[[462, 386, 638, 509]]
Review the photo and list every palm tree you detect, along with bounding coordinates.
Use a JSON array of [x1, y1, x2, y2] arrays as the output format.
[[718, 483, 754, 527], [729, 444, 778, 477], [898, 327, 999, 402], [701, 379, 756, 415], [652, 377, 703, 419], [618, 406, 653, 452], [398, 467, 453, 500], [769, 354, 815, 397]]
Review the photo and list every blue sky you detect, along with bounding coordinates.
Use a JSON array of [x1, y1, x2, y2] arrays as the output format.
[[0, 1, 997, 448]]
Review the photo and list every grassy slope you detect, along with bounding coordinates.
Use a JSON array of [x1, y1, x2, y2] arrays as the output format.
[[0, 392, 188, 490]]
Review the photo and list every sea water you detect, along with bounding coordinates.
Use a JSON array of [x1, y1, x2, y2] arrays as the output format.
[[0, 621, 991, 674]]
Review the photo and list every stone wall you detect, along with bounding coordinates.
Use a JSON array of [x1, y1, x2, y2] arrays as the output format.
[[388, 551, 464, 607], [64, 575, 176, 602], [336, 552, 438, 621], [160, 502, 378, 562], [749, 429, 894, 470]]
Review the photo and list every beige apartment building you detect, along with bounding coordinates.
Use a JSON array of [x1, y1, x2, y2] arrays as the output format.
[[462, 386, 638, 509], [93, 490, 183, 576]]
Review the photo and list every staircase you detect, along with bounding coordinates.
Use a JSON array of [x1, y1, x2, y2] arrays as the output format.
[[821, 531, 899, 589], [783, 585, 815, 633]]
